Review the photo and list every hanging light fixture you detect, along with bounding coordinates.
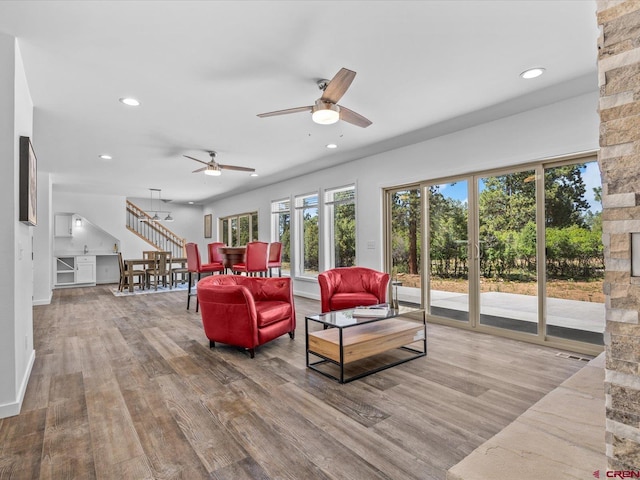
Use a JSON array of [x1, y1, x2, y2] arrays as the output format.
[[140, 188, 175, 222]]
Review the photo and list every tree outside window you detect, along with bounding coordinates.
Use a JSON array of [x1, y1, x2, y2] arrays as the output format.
[[271, 199, 291, 274], [295, 194, 319, 276], [325, 185, 356, 268]]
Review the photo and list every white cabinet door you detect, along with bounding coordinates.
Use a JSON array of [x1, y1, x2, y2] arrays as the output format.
[[54, 214, 72, 237], [76, 256, 96, 284]]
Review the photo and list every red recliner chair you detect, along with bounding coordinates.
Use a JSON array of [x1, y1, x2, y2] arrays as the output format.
[[318, 267, 390, 313], [197, 275, 296, 358]]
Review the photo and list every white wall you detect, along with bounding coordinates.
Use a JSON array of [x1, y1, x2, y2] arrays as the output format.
[[206, 91, 600, 299], [33, 172, 52, 304], [0, 34, 35, 418], [127, 196, 205, 254], [52, 191, 206, 258]]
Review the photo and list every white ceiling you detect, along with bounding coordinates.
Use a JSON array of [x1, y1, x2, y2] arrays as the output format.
[[0, 1, 598, 204]]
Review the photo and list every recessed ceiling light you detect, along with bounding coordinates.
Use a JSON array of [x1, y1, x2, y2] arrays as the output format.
[[119, 97, 140, 106], [520, 67, 545, 79], [98, 154, 112, 160], [250, 173, 259, 177], [326, 143, 338, 149], [188, 201, 194, 205]]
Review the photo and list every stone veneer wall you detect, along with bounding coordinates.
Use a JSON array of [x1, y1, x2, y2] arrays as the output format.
[[598, 0, 640, 470]]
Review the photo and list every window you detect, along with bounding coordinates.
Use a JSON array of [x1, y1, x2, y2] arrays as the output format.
[[325, 185, 356, 268], [219, 212, 258, 246], [295, 193, 319, 277], [384, 154, 603, 354], [271, 199, 291, 274]]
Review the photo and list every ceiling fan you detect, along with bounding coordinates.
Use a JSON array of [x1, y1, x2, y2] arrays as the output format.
[[257, 67, 372, 128], [183, 151, 255, 176]]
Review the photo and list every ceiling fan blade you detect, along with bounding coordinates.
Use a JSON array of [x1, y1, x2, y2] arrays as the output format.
[[192, 166, 208, 173], [257, 106, 312, 118], [339, 105, 372, 128], [321, 68, 356, 104], [218, 164, 256, 172], [184, 155, 210, 166]]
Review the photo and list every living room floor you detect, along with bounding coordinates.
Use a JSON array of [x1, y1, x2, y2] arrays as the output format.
[[2, 285, 589, 479]]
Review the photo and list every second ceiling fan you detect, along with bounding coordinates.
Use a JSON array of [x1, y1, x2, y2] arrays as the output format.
[[184, 151, 255, 176], [257, 67, 372, 128]]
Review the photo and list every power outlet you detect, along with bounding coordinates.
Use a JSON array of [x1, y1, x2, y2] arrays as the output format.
[[367, 241, 375, 249]]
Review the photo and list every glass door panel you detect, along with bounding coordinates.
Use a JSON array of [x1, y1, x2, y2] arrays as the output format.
[[390, 188, 421, 306], [544, 160, 604, 345], [427, 181, 470, 322], [478, 170, 538, 335]]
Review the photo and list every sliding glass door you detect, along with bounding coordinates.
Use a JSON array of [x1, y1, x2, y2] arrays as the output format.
[[544, 159, 604, 345], [388, 187, 422, 306], [477, 168, 538, 336], [427, 181, 470, 323], [388, 154, 603, 354]]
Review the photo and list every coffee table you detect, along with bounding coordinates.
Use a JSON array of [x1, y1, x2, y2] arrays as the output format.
[[305, 304, 426, 383]]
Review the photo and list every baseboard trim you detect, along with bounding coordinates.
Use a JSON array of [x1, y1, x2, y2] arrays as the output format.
[[33, 291, 52, 306], [0, 349, 35, 419]]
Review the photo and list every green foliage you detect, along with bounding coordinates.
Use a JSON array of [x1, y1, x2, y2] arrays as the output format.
[[391, 189, 421, 274], [303, 210, 319, 273], [334, 202, 356, 267], [391, 164, 603, 282]]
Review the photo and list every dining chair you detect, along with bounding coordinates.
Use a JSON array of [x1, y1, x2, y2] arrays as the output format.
[[207, 242, 227, 265], [232, 241, 269, 277], [267, 242, 283, 277], [170, 256, 189, 288], [117, 252, 145, 292], [146, 251, 171, 290], [185, 242, 224, 311]]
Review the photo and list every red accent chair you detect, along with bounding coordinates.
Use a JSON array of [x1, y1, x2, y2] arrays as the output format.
[[186, 242, 224, 312], [318, 267, 390, 313], [232, 241, 268, 276], [197, 275, 296, 358], [267, 242, 283, 277]]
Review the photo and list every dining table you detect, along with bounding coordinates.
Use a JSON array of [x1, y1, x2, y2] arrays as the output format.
[[218, 246, 246, 272], [124, 255, 187, 292]]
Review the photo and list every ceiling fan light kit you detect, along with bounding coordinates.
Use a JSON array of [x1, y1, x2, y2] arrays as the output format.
[[184, 151, 255, 176], [311, 100, 340, 125], [204, 165, 222, 176], [257, 67, 372, 128]]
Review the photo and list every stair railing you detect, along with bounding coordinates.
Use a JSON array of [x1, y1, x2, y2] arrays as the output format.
[[126, 200, 186, 258]]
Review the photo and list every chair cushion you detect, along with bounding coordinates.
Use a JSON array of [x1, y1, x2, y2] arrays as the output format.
[[255, 300, 292, 327], [201, 262, 224, 273], [330, 292, 380, 311]]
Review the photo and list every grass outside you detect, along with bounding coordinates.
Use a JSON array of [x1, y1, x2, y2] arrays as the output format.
[[396, 273, 604, 303]]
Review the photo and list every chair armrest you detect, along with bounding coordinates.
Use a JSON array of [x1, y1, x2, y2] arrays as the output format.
[[367, 271, 390, 304], [317, 272, 336, 313], [197, 284, 259, 347]]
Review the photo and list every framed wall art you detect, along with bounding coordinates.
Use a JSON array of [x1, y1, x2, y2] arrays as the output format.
[[204, 213, 212, 238], [19, 136, 37, 226]]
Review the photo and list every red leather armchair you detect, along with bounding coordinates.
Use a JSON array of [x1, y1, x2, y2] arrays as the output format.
[[197, 275, 296, 358], [318, 267, 390, 313]]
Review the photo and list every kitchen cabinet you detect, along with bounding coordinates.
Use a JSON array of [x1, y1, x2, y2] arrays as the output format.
[[54, 214, 72, 237], [54, 255, 96, 287], [76, 255, 96, 284], [55, 256, 76, 286]]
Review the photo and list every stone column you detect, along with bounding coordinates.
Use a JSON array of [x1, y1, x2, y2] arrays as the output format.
[[597, 0, 640, 470]]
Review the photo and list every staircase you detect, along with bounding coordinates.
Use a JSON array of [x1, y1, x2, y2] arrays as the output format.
[[126, 200, 186, 258]]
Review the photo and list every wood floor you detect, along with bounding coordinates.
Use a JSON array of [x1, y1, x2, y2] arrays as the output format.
[[1, 285, 588, 480]]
